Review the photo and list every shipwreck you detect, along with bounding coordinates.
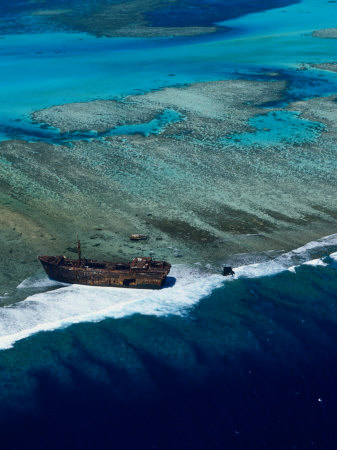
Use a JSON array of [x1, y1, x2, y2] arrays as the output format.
[[38, 240, 171, 289]]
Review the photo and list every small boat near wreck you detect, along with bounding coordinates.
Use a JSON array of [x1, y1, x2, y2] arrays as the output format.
[[130, 234, 148, 241], [38, 240, 171, 289], [223, 266, 235, 276]]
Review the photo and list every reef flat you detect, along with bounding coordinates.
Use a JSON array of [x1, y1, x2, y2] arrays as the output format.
[[2, 78, 337, 296], [33, 79, 286, 133], [311, 63, 337, 73], [312, 28, 337, 39]]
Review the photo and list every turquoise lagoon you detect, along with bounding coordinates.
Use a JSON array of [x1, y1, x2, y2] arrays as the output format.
[[1, 0, 337, 141]]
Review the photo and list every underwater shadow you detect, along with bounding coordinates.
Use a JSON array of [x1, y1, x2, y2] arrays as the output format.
[[2, 341, 337, 450], [162, 276, 176, 288]]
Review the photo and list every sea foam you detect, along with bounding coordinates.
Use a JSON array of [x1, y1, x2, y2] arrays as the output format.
[[2, 233, 337, 350], [0, 266, 223, 350], [233, 233, 337, 278], [329, 251, 337, 262]]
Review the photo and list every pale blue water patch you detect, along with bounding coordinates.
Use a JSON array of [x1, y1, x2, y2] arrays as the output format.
[[224, 110, 325, 147], [0, 109, 183, 144], [106, 109, 183, 137]]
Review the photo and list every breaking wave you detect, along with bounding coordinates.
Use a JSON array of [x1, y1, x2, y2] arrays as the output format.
[[233, 233, 337, 278], [0, 266, 223, 350], [1, 233, 337, 350]]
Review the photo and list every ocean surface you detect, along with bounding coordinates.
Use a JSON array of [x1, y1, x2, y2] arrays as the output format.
[[2, 239, 337, 449], [1, 0, 337, 448]]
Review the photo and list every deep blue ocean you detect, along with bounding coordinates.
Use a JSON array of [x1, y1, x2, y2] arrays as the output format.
[[1, 0, 337, 449], [2, 247, 337, 449]]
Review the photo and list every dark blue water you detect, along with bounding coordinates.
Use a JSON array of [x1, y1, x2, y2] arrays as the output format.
[[147, 0, 299, 27], [0, 0, 299, 34], [1, 256, 337, 449]]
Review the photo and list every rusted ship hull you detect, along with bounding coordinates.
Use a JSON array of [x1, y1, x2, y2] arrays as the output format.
[[38, 256, 171, 289]]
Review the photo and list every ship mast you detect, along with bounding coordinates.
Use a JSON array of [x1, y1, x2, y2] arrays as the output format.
[[77, 235, 81, 263]]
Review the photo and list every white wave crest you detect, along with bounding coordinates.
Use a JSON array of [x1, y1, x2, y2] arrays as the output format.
[[291, 234, 337, 255], [303, 258, 328, 267], [0, 266, 223, 350], [329, 252, 337, 262], [232, 233, 337, 278], [2, 233, 337, 351]]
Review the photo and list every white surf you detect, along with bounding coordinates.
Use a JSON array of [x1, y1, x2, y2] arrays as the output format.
[[1, 233, 337, 350], [0, 266, 223, 350]]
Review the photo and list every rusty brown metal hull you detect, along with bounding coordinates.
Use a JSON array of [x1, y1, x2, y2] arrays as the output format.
[[38, 256, 171, 289]]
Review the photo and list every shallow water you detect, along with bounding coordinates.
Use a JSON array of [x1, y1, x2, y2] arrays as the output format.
[[0, 1, 337, 142], [227, 110, 325, 147]]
